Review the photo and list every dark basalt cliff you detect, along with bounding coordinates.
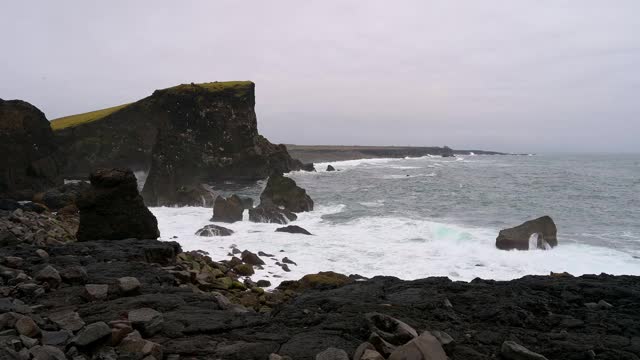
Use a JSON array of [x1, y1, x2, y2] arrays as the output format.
[[0, 99, 63, 200], [52, 81, 304, 205]]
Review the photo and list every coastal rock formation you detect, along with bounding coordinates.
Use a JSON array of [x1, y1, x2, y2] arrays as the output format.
[[249, 206, 297, 224], [276, 225, 312, 235], [76, 168, 159, 241], [496, 216, 558, 250], [38, 182, 91, 210], [0, 99, 62, 199], [211, 195, 245, 223], [195, 224, 234, 237], [326, 165, 336, 172], [259, 174, 314, 212], [49, 81, 304, 205]]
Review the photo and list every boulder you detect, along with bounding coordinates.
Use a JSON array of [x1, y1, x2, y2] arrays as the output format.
[[302, 163, 316, 172], [496, 216, 557, 250], [248, 206, 297, 224], [276, 225, 312, 235], [41, 330, 72, 346], [29, 345, 67, 360], [278, 271, 353, 292], [117, 277, 141, 295], [259, 174, 313, 212], [0, 99, 62, 200], [40, 182, 91, 210], [118, 331, 163, 360], [360, 349, 385, 360], [195, 224, 234, 237], [365, 312, 418, 345], [387, 332, 447, 360], [15, 317, 40, 337], [501, 341, 548, 360], [72, 321, 111, 347], [59, 266, 88, 284], [211, 195, 244, 223], [76, 168, 159, 241], [169, 184, 217, 207], [48, 310, 85, 332], [35, 265, 61, 288], [241, 250, 265, 266], [128, 308, 163, 337], [234, 264, 255, 276], [84, 284, 109, 301], [326, 165, 336, 172]]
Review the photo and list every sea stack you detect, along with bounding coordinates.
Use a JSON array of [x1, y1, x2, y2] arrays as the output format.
[[76, 168, 159, 241], [496, 216, 558, 250]]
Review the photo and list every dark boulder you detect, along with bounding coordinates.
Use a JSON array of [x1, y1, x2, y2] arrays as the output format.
[[168, 184, 217, 207], [365, 312, 418, 345], [248, 206, 297, 224], [259, 174, 313, 212], [275, 225, 312, 235], [211, 195, 244, 223], [302, 163, 316, 172], [496, 216, 558, 250], [76, 168, 159, 241], [0, 99, 63, 199], [195, 224, 234, 237], [441, 146, 455, 157], [241, 250, 265, 266], [326, 165, 336, 172], [387, 332, 447, 360]]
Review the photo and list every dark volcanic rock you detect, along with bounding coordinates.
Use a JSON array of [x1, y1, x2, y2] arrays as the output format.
[[248, 206, 297, 224], [39, 182, 91, 210], [276, 225, 312, 235], [326, 165, 336, 172], [211, 195, 244, 223], [76, 168, 159, 241], [195, 224, 234, 237], [496, 216, 558, 250], [0, 99, 63, 199], [259, 174, 314, 212]]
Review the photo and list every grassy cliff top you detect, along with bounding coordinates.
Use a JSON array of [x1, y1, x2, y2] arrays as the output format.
[[50, 81, 254, 131], [50, 103, 132, 131]]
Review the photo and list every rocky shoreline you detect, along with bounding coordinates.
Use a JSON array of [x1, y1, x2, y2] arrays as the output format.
[[1, 230, 639, 359]]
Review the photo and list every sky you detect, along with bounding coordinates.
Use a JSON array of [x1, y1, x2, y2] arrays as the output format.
[[1, 1, 639, 153]]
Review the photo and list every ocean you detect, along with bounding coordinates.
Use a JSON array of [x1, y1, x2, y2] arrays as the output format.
[[151, 153, 640, 286]]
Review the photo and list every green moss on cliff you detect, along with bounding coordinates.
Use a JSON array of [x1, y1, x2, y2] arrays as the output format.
[[163, 81, 253, 98], [50, 81, 253, 131], [50, 103, 131, 131]]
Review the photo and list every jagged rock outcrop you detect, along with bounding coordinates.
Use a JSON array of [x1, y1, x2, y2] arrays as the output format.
[[259, 174, 314, 213], [51, 81, 305, 206], [195, 224, 234, 237], [211, 195, 245, 223], [276, 225, 312, 235], [76, 168, 159, 241], [496, 216, 558, 250], [0, 99, 63, 199], [248, 206, 297, 224]]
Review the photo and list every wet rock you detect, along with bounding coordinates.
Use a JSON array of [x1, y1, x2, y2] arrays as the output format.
[[117, 277, 141, 295], [365, 312, 418, 345], [41, 182, 91, 210], [195, 224, 233, 237], [59, 266, 88, 285], [48, 310, 85, 332], [326, 165, 336, 172], [35, 249, 49, 259], [258, 251, 274, 257], [388, 332, 447, 360], [275, 225, 312, 235], [72, 321, 111, 347], [496, 216, 557, 250], [315, 347, 349, 360], [259, 174, 314, 212], [248, 206, 297, 224], [76, 168, 159, 241], [35, 265, 61, 288], [257, 280, 271, 288], [241, 250, 265, 266], [84, 284, 109, 301], [211, 195, 244, 223], [15, 317, 40, 337], [278, 271, 353, 292], [234, 264, 255, 276], [128, 308, 163, 337], [501, 341, 548, 360]]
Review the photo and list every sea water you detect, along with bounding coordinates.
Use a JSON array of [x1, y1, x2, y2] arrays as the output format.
[[151, 153, 640, 286]]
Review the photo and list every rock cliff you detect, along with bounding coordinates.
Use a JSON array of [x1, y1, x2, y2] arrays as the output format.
[[0, 99, 63, 200], [51, 81, 304, 205]]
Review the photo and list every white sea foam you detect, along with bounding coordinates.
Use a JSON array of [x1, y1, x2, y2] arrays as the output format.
[[151, 204, 640, 288]]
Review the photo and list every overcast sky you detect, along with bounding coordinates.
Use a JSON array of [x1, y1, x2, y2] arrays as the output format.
[[1, 1, 639, 153]]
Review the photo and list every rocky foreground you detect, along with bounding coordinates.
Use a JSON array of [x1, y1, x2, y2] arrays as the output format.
[[1, 233, 639, 360]]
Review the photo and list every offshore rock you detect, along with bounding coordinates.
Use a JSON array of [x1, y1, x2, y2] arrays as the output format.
[[249, 206, 297, 224], [76, 168, 159, 241], [496, 216, 558, 250], [195, 224, 234, 237], [259, 174, 314, 212], [276, 225, 312, 235], [211, 195, 244, 223]]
